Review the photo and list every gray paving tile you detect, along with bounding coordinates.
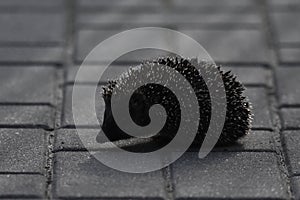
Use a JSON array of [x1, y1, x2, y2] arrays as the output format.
[[180, 29, 270, 63], [0, 47, 64, 63], [244, 87, 273, 129], [268, 0, 300, 7], [170, 0, 257, 8], [291, 176, 300, 200], [172, 152, 288, 199], [0, 129, 46, 173], [282, 131, 300, 176], [271, 12, 300, 44], [62, 85, 104, 127], [281, 108, 300, 129], [279, 48, 300, 64], [0, 174, 45, 198], [223, 66, 272, 86], [78, 12, 261, 26], [78, 0, 257, 9], [76, 29, 173, 63], [77, 0, 163, 8], [68, 65, 272, 86], [66, 64, 130, 83], [0, 106, 54, 129], [0, 13, 65, 44], [53, 129, 99, 151], [54, 129, 276, 152], [0, 67, 55, 103], [215, 130, 276, 152], [76, 29, 269, 63], [276, 67, 300, 105], [0, 0, 64, 8], [53, 151, 166, 199]]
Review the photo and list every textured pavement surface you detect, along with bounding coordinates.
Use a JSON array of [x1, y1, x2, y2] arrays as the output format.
[[0, 0, 300, 199]]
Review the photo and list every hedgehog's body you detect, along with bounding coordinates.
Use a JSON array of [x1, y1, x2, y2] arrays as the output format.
[[99, 57, 251, 151]]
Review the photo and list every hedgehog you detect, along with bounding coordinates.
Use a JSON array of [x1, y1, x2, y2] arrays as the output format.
[[97, 57, 251, 152]]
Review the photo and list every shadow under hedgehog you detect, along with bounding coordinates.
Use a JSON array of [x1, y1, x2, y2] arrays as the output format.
[[97, 57, 252, 152]]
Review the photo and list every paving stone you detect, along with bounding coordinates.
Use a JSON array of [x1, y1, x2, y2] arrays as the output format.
[[279, 48, 300, 64], [76, 29, 269, 63], [0, 174, 45, 198], [282, 131, 300, 176], [268, 0, 300, 7], [0, 129, 46, 173], [63, 85, 104, 127], [214, 130, 275, 152], [276, 67, 300, 105], [77, 0, 163, 8], [0, 67, 55, 103], [68, 65, 272, 86], [78, 0, 256, 9], [54, 129, 276, 152], [223, 66, 272, 86], [78, 12, 261, 26], [291, 176, 300, 200], [244, 87, 273, 129], [0, 106, 53, 129], [0, 47, 64, 63], [180, 29, 270, 63], [0, 13, 65, 44], [271, 12, 300, 44], [53, 151, 166, 199], [76, 29, 173, 63], [54, 129, 99, 151], [281, 108, 300, 129], [172, 152, 288, 199], [0, 0, 64, 8], [66, 64, 130, 83]]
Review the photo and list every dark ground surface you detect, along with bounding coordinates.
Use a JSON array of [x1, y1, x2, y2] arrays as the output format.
[[0, 0, 300, 199]]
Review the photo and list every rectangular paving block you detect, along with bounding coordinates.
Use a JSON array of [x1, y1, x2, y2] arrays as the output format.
[[66, 64, 130, 84], [0, 105, 54, 129], [276, 67, 300, 105], [0, 47, 64, 63], [180, 29, 270, 63], [267, 0, 300, 7], [172, 152, 288, 199], [223, 66, 272, 87], [279, 48, 300, 64], [53, 151, 166, 199], [77, 0, 257, 9], [0, 129, 46, 173], [0, 67, 55, 104], [54, 129, 276, 152], [214, 130, 276, 152], [0, 13, 65, 44], [68, 65, 272, 86], [76, 29, 173, 63], [54, 129, 99, 152], [281, 108, 300, 129], [244, 87, 273, 129], [271, 12, 300, 44], [62, 85, 104, 127], [0, 0, 64, 8], [0, 174, 45, 198], [291, 176, 300, 200], [76, 29, 269, 64], [282, 131, 300, 175], [78, 12, 261, 27]]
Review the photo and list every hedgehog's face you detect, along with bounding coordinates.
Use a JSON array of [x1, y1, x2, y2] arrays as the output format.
[[99, 91, 151, 142]]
